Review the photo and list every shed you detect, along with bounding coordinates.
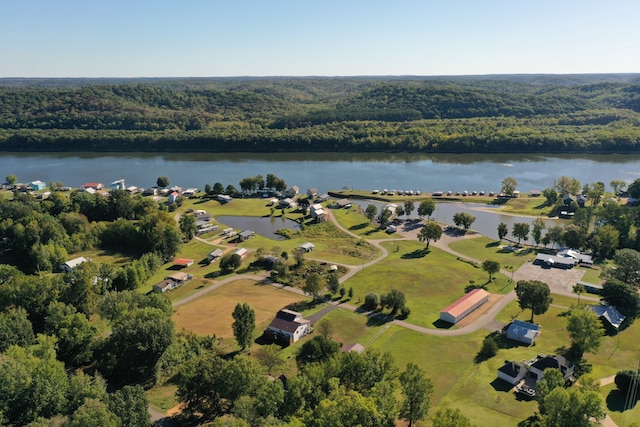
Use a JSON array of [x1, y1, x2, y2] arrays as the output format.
[[238, 230, 256, 242], [506, 320, 541, 345], [29, 180, 47, 191], [439, 288, 489, 324], [307, 187, 318, 197], [591, 304, 625, 329], [173, 258, 194, 268], [335, 198, 351, 209], [217, 194, 233, 203], [60, 256, 90, 272], [233, 248, 249, 258], [342, 343, 365, 354], [299, 242, 315, 252], [165, 272, 192, 284], [208, 249, 223, 262], [153, 279, 176, 293]]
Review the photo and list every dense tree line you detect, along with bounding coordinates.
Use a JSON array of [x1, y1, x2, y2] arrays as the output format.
[[2, 79, 640, 153]]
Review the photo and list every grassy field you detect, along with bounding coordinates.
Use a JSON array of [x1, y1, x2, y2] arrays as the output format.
[[600, 383, 640, 427], [330, 204, 396, 239], [447, 236, 536, 269], [497, 197, 555, 217], [172, 278, 309, 347], [344, 239, 514, 328]]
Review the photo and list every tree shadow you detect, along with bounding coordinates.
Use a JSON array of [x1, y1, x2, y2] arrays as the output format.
[[401, 249, 429, 259], [486, 241, 500, 248], [366, 311, 393, 327], [349, 223, 369, 231], [607, 389, 638, 412]]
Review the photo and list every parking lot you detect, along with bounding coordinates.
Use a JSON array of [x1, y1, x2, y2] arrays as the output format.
[[512, 261, 588, 298]]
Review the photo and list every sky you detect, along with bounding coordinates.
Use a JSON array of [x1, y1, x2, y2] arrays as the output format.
[[1, 0, 639, 78]]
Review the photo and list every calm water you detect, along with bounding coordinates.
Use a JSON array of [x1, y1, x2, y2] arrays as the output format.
[[3, 152, 640, 195], [216, 215, 301, 240]]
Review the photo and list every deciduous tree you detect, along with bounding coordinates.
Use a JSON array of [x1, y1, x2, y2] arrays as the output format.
[[417, 199, 436, 219], [364, 204, 377, 222], [232, 303, 256, 351], [512, 222, 530, 245], [431, 408, 472, 427], [515, 280, 552, 322], [303, 273, 324, 300], [399, 363, 434, 427], [497, 222, 508, 242], [156, 176, 170, 188], [418, 222, 442, 249], [567, 308, 604, 358], [254, 344, 284, 376], [452, 212, 475, 230], [482, 259, 500, 282], [501, 177, 518, 196]]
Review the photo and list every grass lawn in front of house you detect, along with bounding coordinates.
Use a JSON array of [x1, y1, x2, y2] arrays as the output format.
[[601, 382, 640, 427], [576, 265, 604, 284], [343, 240, 513, 328], [172, 278, 309, 345], [370, 327, 537, 426], [496, 197, 555, 217], [448, 236, 536, 270], [330, 205, 396, 239]]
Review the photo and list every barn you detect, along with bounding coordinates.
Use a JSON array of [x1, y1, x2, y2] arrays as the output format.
[[439, 288, 489, 324]]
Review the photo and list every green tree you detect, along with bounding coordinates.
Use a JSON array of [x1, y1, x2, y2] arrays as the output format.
[[404, 200, 415, 219], [232, 303, 256, 351], [417, 222, 442, 249], [537, 386, 605, 427], [515, 280, 552, 322], [382, 289, 406, 314], [5, 175, 17, 186], [44, 302, 96, 366], [303, 273, 324, 300], [97, 307, 174, 385], [220, 253, 242, 273], [399, 363, 434, 427], [376, 208, 392, 229], [106, 385, 151, 427], [476, 335, 499, 361], [563, 224, 585, 249], [364, 204, 377, 222], [417, 199, 436, 219], [156, 176, 170, 188], [66, 371, 107, 414], [573, 283, 586, 305], [511, 222, 530, 245], [555, 176, 581, 195], [497, 222, 508, 242], [606, 248, 640, 287], [610, 179, 626, 196], [482, 259, 500, 282], [532, 218, 546, 247], [179, 214, 197, 241], [501, 177, 518, 196], [327, 272, 340, 294], [316, 319, 334, 339], [600, 279, 640, 321], [254, 344, 283, 376], [546, 225, 564, 248], [363, 292, 381, 310], [567, 308, 604, 358], [296, 336, 340, 366], [0, 307, 34, 352], [614, 370, 640, 402], [588, 224, 619, 258], [542, 187, 559, 205], [628, 178, 640, 198], [431, 408, 472, 427], [212, 182, 224, 194], [68, 399, 120, 427], [536, 368, 566, 411], [452, 212, 475, 230]]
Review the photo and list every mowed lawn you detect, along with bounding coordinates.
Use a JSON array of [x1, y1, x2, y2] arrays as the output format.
[[331, 205, 395, 240], [344, 239, 510, 328], [172, 279, 309, 342], [447, 236, 536, 269]]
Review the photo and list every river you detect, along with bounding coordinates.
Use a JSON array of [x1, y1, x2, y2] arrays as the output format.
[[3, 152, 640, 195]]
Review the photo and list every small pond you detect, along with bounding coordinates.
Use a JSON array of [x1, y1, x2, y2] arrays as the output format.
[[216, 215, 302, 240]]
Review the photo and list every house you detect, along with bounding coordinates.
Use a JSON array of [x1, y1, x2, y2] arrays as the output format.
[[278, 198, 297, 209], [439, 288, 490, 324], [168, 192, 180, 203], [110, 179, 126, 190], [562, 193, 576, 206], [310, 204, 326, 221], [506, 320, 541, 345], [82, 182, 103, 190], [238, 230, 256, 242], [60, 256, 90, 272], [182, 188, 198, 197], [497, 361, 527, 385], [170, 185, 183, 193], [307, 187, 318, 198], [266, 309, 311, 344], [529, 190, 541, 197], [173, 258, 194, 268], [207, 249, 224, 262], [591, 304, 625, 329], [577, 194, 587, 207], [143, 187, 158, 196], [153, 279, 177, 293], [284, 185, 300, 198], [165, 271, 192, 284], [299, 242, 315, 252], [233, 247, 249, 258], [197, 224, 219, 235], [318, 193, 330, 202], [83, 187, 97, 195], [335, 198, 352, 209], [223, 228, 237, 238], [29, 180, 47, 191], [126, 186, 139, 193], [528, 355, 574, 383], [342, 343, 365, 354], [534, 253, 576, 269], [557, 248, 593, 266], [36, 191, 51, 200], [217, 194, 233, 203]]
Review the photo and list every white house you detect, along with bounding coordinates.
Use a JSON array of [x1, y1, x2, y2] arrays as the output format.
[[497, 361, 527, 385], [60, 256, 90, 272], [266, 309, 311, 344], [310, 204, 326, 221], [527, 355, 574, 383], [506, 320, 541, 345], [299, 242, 315, 252], [110, 179, 126, 190]]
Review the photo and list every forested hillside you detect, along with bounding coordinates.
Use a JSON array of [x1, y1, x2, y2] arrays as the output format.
[[1, 76, 640, 153]]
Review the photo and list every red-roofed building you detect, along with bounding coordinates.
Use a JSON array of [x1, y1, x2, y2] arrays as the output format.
[[173, 258, 194, 268], [439, 288, 489, 324], [81, 182, 103, 190]]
